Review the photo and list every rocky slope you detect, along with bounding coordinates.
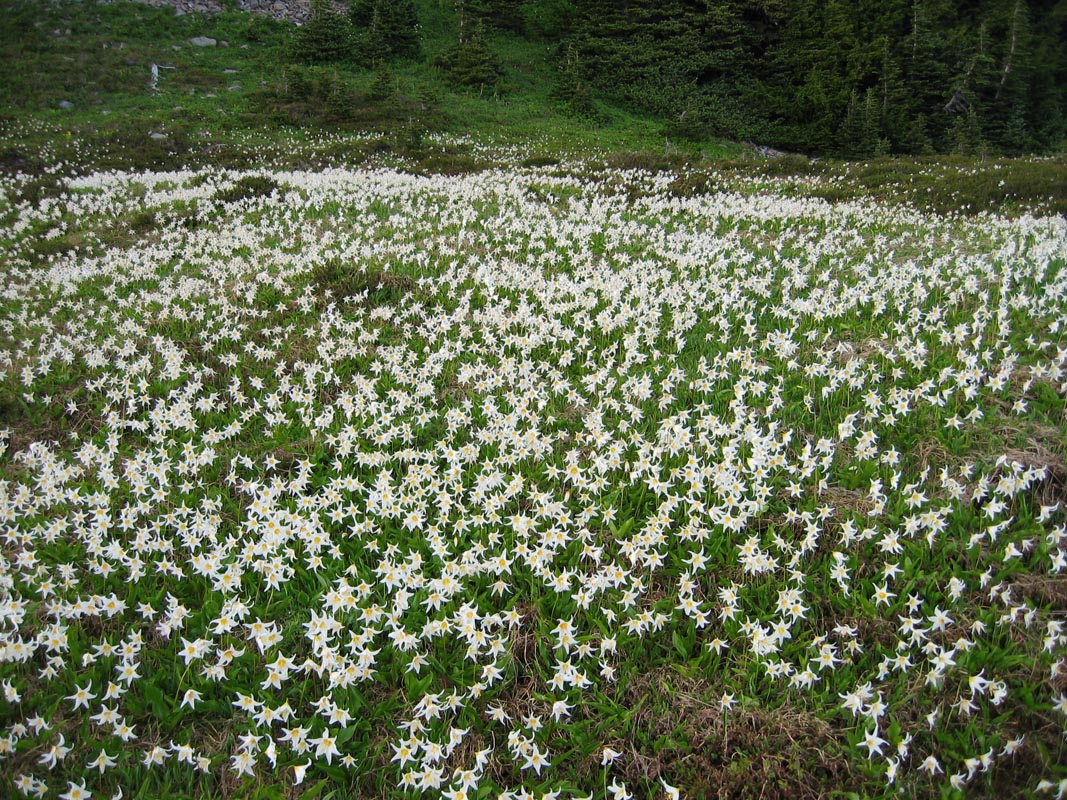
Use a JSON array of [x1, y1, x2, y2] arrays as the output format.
[[118, 0, 312, 25]]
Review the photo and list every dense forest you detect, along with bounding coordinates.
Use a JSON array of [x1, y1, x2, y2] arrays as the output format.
[[292, 0, 1067, 157]]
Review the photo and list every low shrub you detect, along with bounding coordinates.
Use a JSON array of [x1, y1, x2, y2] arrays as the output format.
[[211, 175, 281, 204]]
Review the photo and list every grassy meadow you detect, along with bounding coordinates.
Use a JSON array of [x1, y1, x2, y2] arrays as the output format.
[[2, 2, 1067, 800]]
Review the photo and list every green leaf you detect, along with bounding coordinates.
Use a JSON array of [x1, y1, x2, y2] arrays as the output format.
[[334, 725, 358, 746], [671, 629, 689, 659], [143, 682, 170, 719]]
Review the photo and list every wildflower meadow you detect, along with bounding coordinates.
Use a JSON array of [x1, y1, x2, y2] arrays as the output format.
[[1, 159, 1065, 799]]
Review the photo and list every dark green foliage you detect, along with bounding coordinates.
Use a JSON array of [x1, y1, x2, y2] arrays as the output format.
[[949, 108, 986, 157], [566, 0, 1067, 156], [552, 43, 597, 118], [7, 172, 64, 208], [437, 18, 501, 89], [281, 64, 314, 104], [366, 63, 394, 102], [323, 72, 358, 121], [569, 0, 709, 119], [353, 0, 420, 62], [269, 0, 1067, 155], [523, 0, 576, 38], [3, 0, 1064, 159], [662, 107, 714, 144], [254, 66, 363, 125], [310, 260, 418, 308], [737, 154, 1067, 216], [837, 88, 887, 158], [350, 0, 374, 27], [289, 0, 353, 65], [465, 0, 526, 33], [251, 65, 446, 133], [900, 113, 935, 156]]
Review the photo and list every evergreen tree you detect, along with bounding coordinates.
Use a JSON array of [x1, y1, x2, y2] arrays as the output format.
[[285, 0, 1067, 156], [949, 106, 985, 156], [553, 42, 597, 118], [366, 62, 394, 102], [837, 89, 866, 156], [351, 0, 419, 62], [950, 20, 997, 117], [702, 0, 746, 80], [371, 0, 421, 60], [469, 0, 527, 33], [900, 112, 935, 154], [790, 67, 837, 153], [438, 16, 502, 88], [282, 64, 313, 103], [903, 0, 954, 145], [570, 0, 709, 118], [350, 0, 373, 27], [762, 0, 853, 150], [324, 72, 355, 121], [863, 86, 889, 155], [984, 0, 1032, 152], [290, 0, 353, 65], [875, 36, 909, 147], [524, 0, 577, 39]]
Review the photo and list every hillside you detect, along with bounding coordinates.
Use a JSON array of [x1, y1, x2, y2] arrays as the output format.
[[3, 0, 1066, 168], [0, 0, 711, 171]]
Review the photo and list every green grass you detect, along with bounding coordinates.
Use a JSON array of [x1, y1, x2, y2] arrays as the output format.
[[0, 0, 740, 176]]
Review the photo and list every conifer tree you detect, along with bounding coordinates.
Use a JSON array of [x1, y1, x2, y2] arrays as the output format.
[[285, 0, 1067, 156], [904, 0, 953, 145], [553, 42, 596, 118], [900, 112, 935, 155], [291, 0, 353, 65], [985, 0, 1032, 152], [366, 62, 394, 102], [438, 15, 502, 89], [324, 72, 355, 121], [950, 107, 985, 157], [837, 89, 866, 157]]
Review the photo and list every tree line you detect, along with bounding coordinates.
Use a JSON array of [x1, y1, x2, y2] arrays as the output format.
[[290, 0, 1067, 157]]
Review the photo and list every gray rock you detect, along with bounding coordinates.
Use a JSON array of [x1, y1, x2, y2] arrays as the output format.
[[149, 132, 168, 140], [223, 68, 238, 74], [58, 100, 74, 109], [228, 84, 242, 92], [189, 36, 216, 47]]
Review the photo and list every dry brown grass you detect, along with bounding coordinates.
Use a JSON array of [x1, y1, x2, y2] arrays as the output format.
[[1010, 574, 1067, 612], [591, 667, 858, 800]]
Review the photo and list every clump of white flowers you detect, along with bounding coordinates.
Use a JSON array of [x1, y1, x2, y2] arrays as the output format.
[[0, 162, 1065, 798]]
